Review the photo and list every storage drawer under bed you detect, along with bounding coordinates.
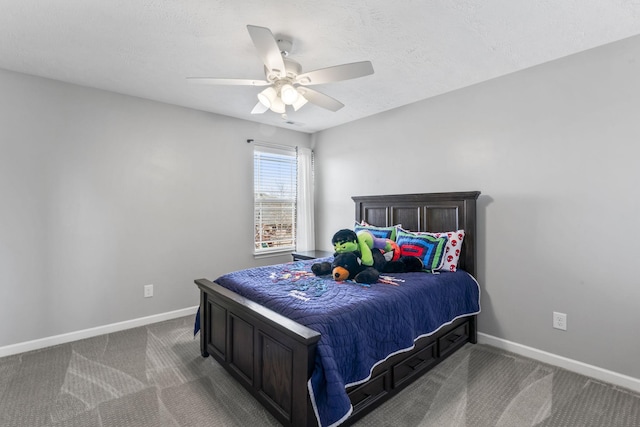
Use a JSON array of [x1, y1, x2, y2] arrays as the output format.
[[348, 372, 389, 413], [438, 322, 470, 357], [392, 341, 437, 387]]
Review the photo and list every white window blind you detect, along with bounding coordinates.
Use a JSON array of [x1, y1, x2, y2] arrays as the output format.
[[254, 145, 297, 253]]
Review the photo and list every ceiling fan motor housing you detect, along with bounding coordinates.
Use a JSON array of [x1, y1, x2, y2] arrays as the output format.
[[265, 59, 302, 83]]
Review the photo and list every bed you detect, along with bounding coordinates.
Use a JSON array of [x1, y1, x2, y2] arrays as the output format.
[[195, 191, 481, 426]]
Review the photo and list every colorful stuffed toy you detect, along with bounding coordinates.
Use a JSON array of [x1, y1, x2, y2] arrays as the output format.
[[311, 229, 385, 280], [311, 228, 424, 282], [355, 229, 399, 266], [327, 228, 397, 266], [331, 229, 362, 256]]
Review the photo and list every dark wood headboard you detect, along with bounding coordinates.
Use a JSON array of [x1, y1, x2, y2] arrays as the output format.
[[352, 191, 481, 276]]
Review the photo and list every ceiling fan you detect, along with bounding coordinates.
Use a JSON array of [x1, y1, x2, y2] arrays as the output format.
[[187, 25, 374, 115]]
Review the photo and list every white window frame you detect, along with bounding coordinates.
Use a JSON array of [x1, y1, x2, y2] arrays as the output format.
[[253, 144, 297, 255]]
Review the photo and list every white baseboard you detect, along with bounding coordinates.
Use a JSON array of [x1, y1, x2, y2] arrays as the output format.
[[4, 313, 638, 394], [0, 306, 199, 358], [478, 332, 640, 394]]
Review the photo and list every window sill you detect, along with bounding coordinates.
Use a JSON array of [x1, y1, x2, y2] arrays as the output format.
[[253, 249, 294, 259]]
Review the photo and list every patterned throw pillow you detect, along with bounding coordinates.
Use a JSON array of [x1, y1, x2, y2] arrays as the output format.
[[354, 222, 398, 240], [395, 230, 448, 272], [396, 227, 465, 272], [426, 230, 465, 272]]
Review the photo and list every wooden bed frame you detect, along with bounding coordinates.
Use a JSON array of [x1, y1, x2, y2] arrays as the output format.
[[195, 191, 481, 426]]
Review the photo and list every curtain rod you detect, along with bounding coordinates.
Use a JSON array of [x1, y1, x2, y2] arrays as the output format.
[[246, 139, 297, 151]]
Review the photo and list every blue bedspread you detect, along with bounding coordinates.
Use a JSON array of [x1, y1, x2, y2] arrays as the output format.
[[214, 258, 480, 427]]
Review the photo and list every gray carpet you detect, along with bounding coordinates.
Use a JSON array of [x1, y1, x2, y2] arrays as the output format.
[[1, 316, 639, 427]]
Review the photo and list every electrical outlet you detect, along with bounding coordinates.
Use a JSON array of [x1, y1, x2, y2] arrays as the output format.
[[553, 311, 567, 330], [144, 284, 154, 298]]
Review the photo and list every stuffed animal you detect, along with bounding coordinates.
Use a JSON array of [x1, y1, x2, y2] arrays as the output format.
[[355, 229, 398, 266], [331, 229, 362, 256], [329, 228, 396, 267], [312, 252, 381, 284], [311, 228, 424, 283], [311, 228, 386, 283], [354, 229, 423, 271], [384, 255, 424, 273], [311, 251, 423, 285]]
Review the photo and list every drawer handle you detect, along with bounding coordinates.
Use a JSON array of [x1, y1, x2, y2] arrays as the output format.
[[447, 333, 461, 343], [407, 358, 425, 370], [355, 391, 374, 405]]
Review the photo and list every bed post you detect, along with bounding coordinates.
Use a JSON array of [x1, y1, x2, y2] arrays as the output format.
[[469, 316, 478, 344], [199, 289, 210, 358]]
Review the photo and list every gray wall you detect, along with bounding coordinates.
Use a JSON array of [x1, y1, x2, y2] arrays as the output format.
[[0, 69, 310, 346], [313, 35, 640, 379]]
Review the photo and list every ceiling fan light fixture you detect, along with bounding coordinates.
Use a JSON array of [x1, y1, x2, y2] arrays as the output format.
[[188, 26, 375, 117], [270, 96, 286, 114], [257, 86, 277, 108], [280, 84, 299, 105], [292, 92, 308, 111]]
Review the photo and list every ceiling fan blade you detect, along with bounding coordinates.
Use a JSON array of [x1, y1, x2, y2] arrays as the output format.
[[298, 88, 344, 112], [296, 61, 374, 85], [247, 25, 286, 78], [251, 102, 269, 114], [187, 77, 270, 86]]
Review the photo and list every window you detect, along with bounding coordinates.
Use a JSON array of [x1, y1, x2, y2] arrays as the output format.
[[253, 145, 297, 254]]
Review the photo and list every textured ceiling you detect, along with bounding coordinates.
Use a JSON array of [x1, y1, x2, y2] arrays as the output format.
[[2, 1, 640, 133]]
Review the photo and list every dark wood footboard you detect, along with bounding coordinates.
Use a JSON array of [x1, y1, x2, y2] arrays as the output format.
[[196, 278, 321, 426], [196, 278, 477, 427]]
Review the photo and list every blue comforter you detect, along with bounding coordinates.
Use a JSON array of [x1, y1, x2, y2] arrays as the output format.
[[214, 258, 480, 427]]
